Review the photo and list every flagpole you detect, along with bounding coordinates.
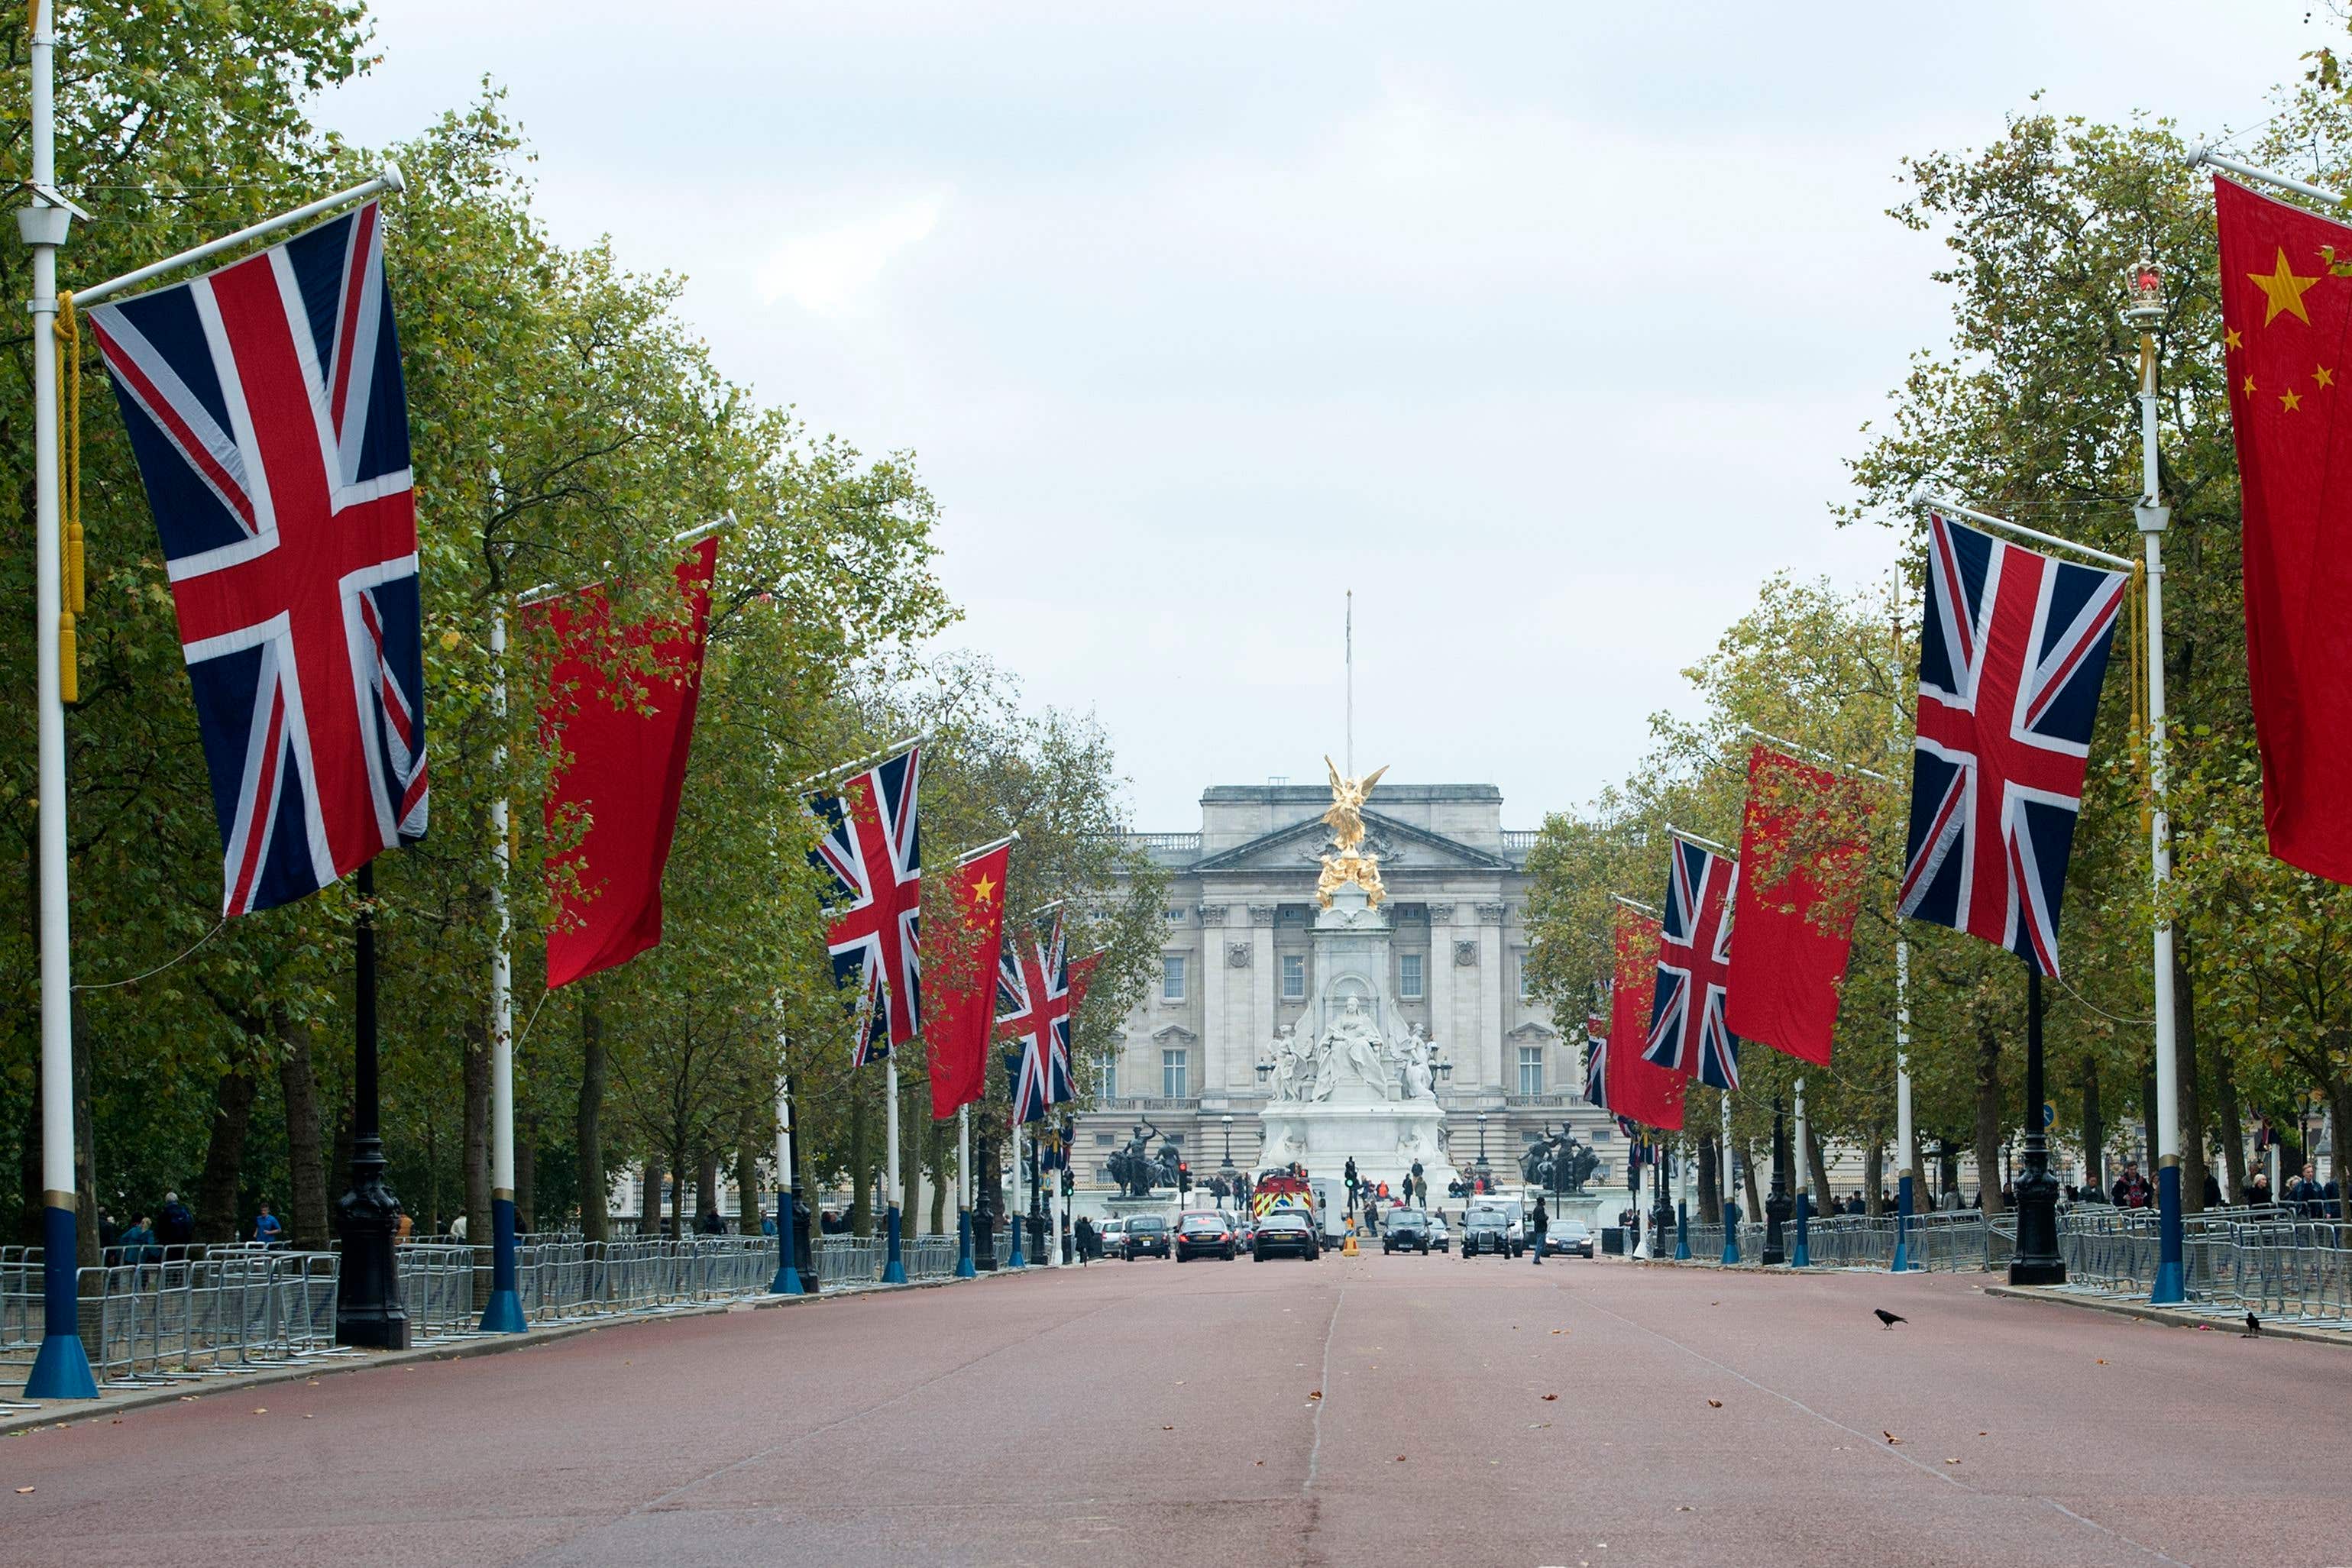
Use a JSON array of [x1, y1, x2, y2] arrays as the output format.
[[1720, 1093, 1739, 1264], [882, 1050, 907, 1284], [1006, 1123, 1027, 1269], [770, 1043, 804, 1295], [20, 0, 96, 1402], [480, 599, 525, 1332], [954, 1104, 975, 1278], [70, 166, 405, 309], [2128, 261, 2187, 1305], [1895, 936, 1917, 1271], [1674, 1136, 1690, 1259], [1044, 1136, 1060, 1269], [1791, 1078, 1810, 1268]]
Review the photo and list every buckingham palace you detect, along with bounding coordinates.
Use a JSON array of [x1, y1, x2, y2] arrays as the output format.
[[1071, 779, 1625, 1195]]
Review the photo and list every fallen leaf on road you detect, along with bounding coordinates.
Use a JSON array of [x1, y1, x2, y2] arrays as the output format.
[[306, 1379, 320, 1385], [1161, 1424, 1173, 1431], [1254, 1460, 1264, 1466], [1677, 1505, 1693, 1512], [1551, 1329, 1564, 1335], [1978, 1431, 1987, 1437], [252, 1408, 267, 1415], [1707, 1399, 1723, 1408], [2096, 1359, 2107, 1365], [1308, 1390, 1322, 1400], [302, 1414, 315, 1421], [1542, 1393, 1558, 1401], [1944, 1458, 1959, 1465], [15, 1488, 32, 1495], [1882, 1431, 1900, 1444], [179, 1396, 195, 1402], [1394, 1455, 1407, 1462]]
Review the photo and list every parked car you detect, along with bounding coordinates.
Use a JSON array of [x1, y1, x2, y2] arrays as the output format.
[[1428, 1214, 1451, 1253], [1382, 1208, 1432, 1255], [1175, 1210, 1238, 1262], [1538, 1218, 1594, 1259], [1124, 1214, 1172, 1259], [1461, 1206, 1519, 1257], [1252, 1210, 1320, 1261], [1098, 1217, 1129, 1259]]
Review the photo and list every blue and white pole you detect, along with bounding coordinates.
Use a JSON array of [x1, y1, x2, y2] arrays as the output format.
[[2129, 264, 2187, 1306], [882, 1050, 907, 1284], [1674, 1136, 1691, 1260], [953, 1104, 975, 1278], [21, 0, 95, 1402], [1792, 1076, 1811, 1269], [1894, 936, 1918, 1272], [478, 600, 526, 1334], [770, 1050, 804, 1295], [1720, 1094, 1740, 1266]]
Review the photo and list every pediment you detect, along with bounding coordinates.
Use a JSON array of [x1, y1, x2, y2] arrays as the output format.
[[1152, 1024, 1199, 1046], [1506, 1020, 1557, 1041], [1190, 809, 1509, 875]]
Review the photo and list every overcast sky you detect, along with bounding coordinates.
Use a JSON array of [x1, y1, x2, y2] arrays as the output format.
[[324, 2, 2318, 828]]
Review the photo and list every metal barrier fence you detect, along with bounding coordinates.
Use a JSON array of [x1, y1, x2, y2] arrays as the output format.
[[0, 1250, 344, 1389]]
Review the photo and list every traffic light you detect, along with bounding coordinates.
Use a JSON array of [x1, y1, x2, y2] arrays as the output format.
[[1060, 1169, 1074, 1198], [1178, 1161, 1192, 1195], [1344, 1157, 1359, 1191]]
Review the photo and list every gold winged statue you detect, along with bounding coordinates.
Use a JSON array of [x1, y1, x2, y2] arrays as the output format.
[[1317, 756, 1390, 908]]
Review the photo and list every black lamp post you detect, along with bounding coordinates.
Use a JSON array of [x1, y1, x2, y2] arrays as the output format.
[[1762, 1094, 1792, 1266], [1221, 1113, 1234, 1171], [336, 862, 409, 1349], [1649, 1140, 1676, 1257], [1476, 1113, 1490, 1191], [2009, 961, 2066, 1285]]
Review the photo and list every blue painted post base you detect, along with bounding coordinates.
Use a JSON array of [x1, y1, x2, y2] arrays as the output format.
[[480, 1196, 527, 1333], [954, 1208, 975, 1279], [27, 1204, 95, 1398], [2151, 1163, 2186, 1304], [1893, 1174, 1917, 1272], [1006, 1210, 1027, 1269], [1792, 1194, 1810, 1269], [1674, 1201, 1690, 1262], [882, 1205, 907, 1284], [1721, 1231, 1740, 1266], [770, 1186, 805, 1295]]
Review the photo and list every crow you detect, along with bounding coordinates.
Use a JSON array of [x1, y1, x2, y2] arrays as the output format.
[[2243, 1312, 2262, 1338], [1875, 1308, 1907, 1329]]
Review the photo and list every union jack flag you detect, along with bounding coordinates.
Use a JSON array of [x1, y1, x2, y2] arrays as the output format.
[[1584, 1001, 1609, 1109], [807, 744, 921, 1065], [87, 201, 425, 916], [998, 913, 1073, 1127], [1900, 512, 2127, 976], [1642, 836, 1741, 1091]]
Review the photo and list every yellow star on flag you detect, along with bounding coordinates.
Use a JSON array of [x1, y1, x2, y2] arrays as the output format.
[[2318, 365, 2337, 389], [2226, 328, 2244, 351], [970, 872, 996, 905], [2244, 375, 2258, 396], [2250, 247, 2323, 326], [2282, 389, 2304, 412]]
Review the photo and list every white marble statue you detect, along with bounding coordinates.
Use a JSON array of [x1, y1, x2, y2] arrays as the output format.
[[1269, 1023, 1305, 1103], [1398, 1023, 1434, 1101], [1325, 993, 1393, 1096]]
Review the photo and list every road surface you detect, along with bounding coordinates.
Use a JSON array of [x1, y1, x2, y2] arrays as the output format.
[[5, 1245, 2347, 1566]]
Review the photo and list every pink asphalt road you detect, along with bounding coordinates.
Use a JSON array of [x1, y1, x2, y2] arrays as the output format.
[[5, 1248, 2349, 1567]]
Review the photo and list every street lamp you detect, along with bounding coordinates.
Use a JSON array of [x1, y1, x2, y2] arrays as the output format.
[[1476, 1112, 1490, 1190], [1762, 1094, 1792, 1266], [1220, 1113, 1234, 1171]]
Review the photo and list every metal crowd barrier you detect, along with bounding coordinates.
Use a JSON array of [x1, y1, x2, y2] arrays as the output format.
[[0, 1250, 346, 1389]]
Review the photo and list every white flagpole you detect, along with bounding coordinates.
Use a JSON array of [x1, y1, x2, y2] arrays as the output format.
[[21, 0, 95, 1401], [1792, 1076, 1810, 1267], [2128, 263, 2187, 1305], [1720, 1092, 1738, 1264], [882, 1049, 906, 1282], [954, 1104, 975, 1277], [1045, 1140, 1060, 1268], [771, 1042, 804, 1294], [480, 600, 523, 1331], [1895, 937, 1916, 1270]]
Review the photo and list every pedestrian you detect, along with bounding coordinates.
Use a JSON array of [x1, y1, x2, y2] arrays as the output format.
[[157, 1190, 195, 1246], [2202, 1170, 2224, 1208], [1531, 1197, 1548, 1265], [395, 1211, 413, 1243], [695, 1208, 725, 1236], [1074, 1214, 1096, 1265], [451, 1212, 470, 1241], [2112, 1161, 2153, 1210], [254, 1201, 283, 1247], [759, 1213, 777, 1237], [2286, 1162, 2325, 1216], [2249, 1172, 2273, 1207], [115, 1214, 158, 1265]]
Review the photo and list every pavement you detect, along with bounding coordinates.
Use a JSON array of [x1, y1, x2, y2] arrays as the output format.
[[5, 1247, 2349, 1568]]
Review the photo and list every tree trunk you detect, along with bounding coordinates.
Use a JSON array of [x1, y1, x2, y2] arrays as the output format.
[[1740, 1139, 1762, 1222], [2142, 1063, 2160, 1172], [697, 1151, 720, 1227], [463, 1014, 493, 1250], [1805, 1123, 1832, 1215], [900, 1077, 920, 1236], [1972, 1023, 2004, 1214], [638, 1160, 663, 1237], [196, 1066, 257, 1243], [577, 1005, 609, 1243], [2081, 1059, 2105, 1201], [272, 1007, 330, 1249], [2331, 1081, 2352, 1221], [516, 1137, 536, 1233], [1697, 1132, 1721, 1224], [73, 995, 97, 1265], [733, 1103, 761, 1237], [849, 1078, 873, 1238], [2215, 1047, 2247, 1204], [1863, 1142, 1885, 1217], [2176, 948, 2206, 1213]]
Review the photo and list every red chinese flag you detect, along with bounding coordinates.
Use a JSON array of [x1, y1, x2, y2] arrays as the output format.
[[1605, 906, 1684, 1131], [1066, 949, 1104, 1016], [1726, 745, 1865, 1065], [2216, 176, 2352, 883], [539, 537, 717, 988], [927, 842, 1012, 1117]]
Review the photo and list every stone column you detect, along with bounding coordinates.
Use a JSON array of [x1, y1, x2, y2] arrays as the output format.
[[1199, 904, 1229, 1098], [1247, 904, 1277, 1093], [1427, 903, 1458, 1091], [1477, 903, 1508, 1097]]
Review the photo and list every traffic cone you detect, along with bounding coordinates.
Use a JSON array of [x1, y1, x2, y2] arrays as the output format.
[[1341, 1224, 1360, 1258]]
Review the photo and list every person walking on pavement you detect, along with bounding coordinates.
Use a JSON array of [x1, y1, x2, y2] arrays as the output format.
[[1074, 1214, 1096, 1266], [1531, 1197, 1548, 1266], [253, 1201, 283, 1247], [158, 1191, 195, 1246]]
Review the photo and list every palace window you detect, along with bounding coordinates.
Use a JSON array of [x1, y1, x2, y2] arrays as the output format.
[[1162, 955, 1186, 1001], [1518, 962, 1534, 1001], [1283, 954, 1306, 1000], [1094, 1132, 1115, 1148], [1399, 952, 1424, 1000], [1163, 1049, 1190, 1099], [1517, 1046, 1545, 1097], [1100, 1061, 1118, 1101], [1165, 907, 1186, 924]]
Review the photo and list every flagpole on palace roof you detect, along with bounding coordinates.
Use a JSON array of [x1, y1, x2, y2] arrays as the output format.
[[2126, 260, 2188, 1305], [18, 0, 97, 1401]]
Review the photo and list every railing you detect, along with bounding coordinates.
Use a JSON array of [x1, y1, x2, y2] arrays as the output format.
[[1500, 829, 1542, 854], [0, 1250, 344, 1389], [1126, 832, 1202, 855]]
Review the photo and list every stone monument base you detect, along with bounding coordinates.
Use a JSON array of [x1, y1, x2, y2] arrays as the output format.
[[1257, 1101, 1459, 1200]]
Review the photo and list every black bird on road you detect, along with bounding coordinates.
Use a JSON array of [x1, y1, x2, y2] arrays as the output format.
[[2244, 1312, 2262, 1338], [1874, 1309, 1906, 1329]]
